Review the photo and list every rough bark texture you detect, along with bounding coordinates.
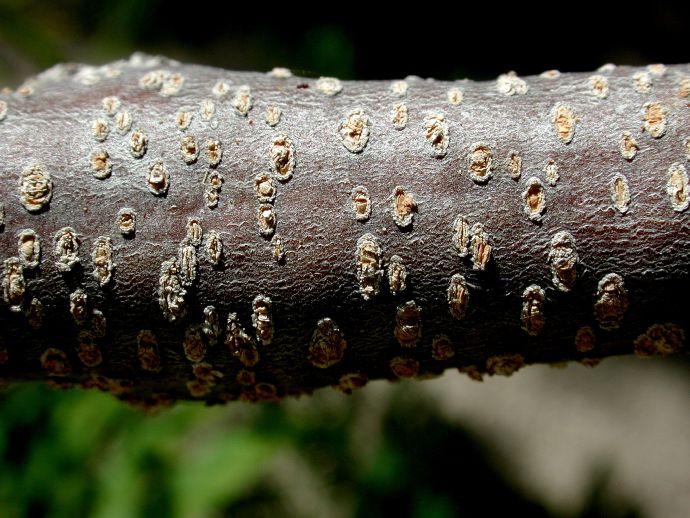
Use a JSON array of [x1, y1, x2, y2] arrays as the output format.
[[0, 55, 688, 407]]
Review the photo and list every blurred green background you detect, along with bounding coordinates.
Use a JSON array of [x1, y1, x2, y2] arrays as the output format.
[[2, 359, 690, 518], [1, 3, 689, 517]]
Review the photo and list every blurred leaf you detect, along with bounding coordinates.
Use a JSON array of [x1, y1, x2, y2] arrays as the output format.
[[170, 429, 281, 517]]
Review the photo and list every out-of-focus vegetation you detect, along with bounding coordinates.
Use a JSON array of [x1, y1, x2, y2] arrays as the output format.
[[0, 5, 689, 517], [0, 378, 652, 518]]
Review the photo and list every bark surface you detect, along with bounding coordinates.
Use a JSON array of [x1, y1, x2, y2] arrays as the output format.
[[0, 55, 688, 406]]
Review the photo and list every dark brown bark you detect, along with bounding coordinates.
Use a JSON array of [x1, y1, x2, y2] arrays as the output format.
[[0, 55, 688, 407]]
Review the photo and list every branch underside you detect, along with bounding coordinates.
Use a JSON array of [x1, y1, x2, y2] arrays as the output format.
[[0, 56, 688, 407]]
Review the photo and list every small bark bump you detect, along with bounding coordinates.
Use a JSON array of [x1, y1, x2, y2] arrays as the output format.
[[315, 77, 342, 96], [507, 151, 522, 180], [486, 354, 524, 376], [252, 295, 273, 346], [77, 332, 102, 368], [40, 348, 72, 377], [309, 318, 346, 369], [158, 257, 187, 322], [634, 323, 685, 358], [92, 236, 114, 286], [575, 326, 596, 353], [497, 71, 528, 96], [271, 234, 286, 263], [647, 64, 666, 76], [468, 143, 494, 183], [544, 160, 559, 186], [679, 78, 690, 98], [611, 173, 631, 214], [114, 111, 132, 135], [387, 255, 408, 295], [351, 185, 371, 222], [257, 203, 276, 237], [162, 72, 185, 96], [130, 129, 148, 158], [667, 163, 689, 212], [199, 99, 215, 121], [642, 101, 667, 138], [452, 215, 470, 257], [356, 233, 383, 300], [206, 138, 222, 167], [521, 285, 545, 336], [206, 230, 223, 266], [137, 330, 162, 372], [522, 177, 546, 222], [390, 80, 408, 97], [269, 136, 295, 182], [391, 103, 408, 130], [101, 96, 120, 116], [226, 313, 259, 367], [338, 109, 371, 153], [392, 186, 417, 229], [540, 69, 561, 79], [334, 372, 368, 394], [180, 135, 199, 164], [587, 75, 609, 99], [619, 132, 639, 161], [265, 105, 281, 127], [470, 223, 492, 271], [205, 171, 223, 208], [54, 227, 80, 272], [548, 231, 578, 292], [186, 217, 203, 247], [17, 229, 40, 269], [390, 356, 420, 378], [26, 297, 43, 330], [178, 241, 197, 287], [211, 80, 231, 97], [552, 103, 576, 144], [632, 71, 652, 94], [117, 208, 136, 236], [147, 161, 170, 196], [183, 325, 205, 363], [176, 109, 193, 130], [90, 149, 112, 180], [431, 335, 455, 361], [202, 305, 220, 347], [91, 118, 109, 142], [423, 114, 449, 158], [2, 258, 24, 313], [69, 288, 88, 325], [447, 274, 469, 320], [91, 309, 107, 339], [231, 85, 253, 116], [394, 300, 422, 348], [594, 273, 628, 331], [447, 88, 463, 105], [254, 173, 276, 204], [19, 164, 52, 213]]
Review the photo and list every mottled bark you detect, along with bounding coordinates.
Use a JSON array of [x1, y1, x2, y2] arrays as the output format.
[[0, 55, 688, 407]]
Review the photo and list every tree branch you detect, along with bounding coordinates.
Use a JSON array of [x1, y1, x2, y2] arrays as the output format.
[[0, 55, 688, 407]]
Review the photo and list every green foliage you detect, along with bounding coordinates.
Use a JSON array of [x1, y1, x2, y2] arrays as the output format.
[[0, 385, 280, 518], [0, 381, 643, 517]]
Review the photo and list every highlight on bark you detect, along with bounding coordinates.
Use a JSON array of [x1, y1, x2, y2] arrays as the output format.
[[0, 54, 688, 409]]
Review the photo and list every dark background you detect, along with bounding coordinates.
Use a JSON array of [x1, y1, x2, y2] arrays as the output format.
[[0, 3, 689, 517], [1, 2, 689, 85]]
